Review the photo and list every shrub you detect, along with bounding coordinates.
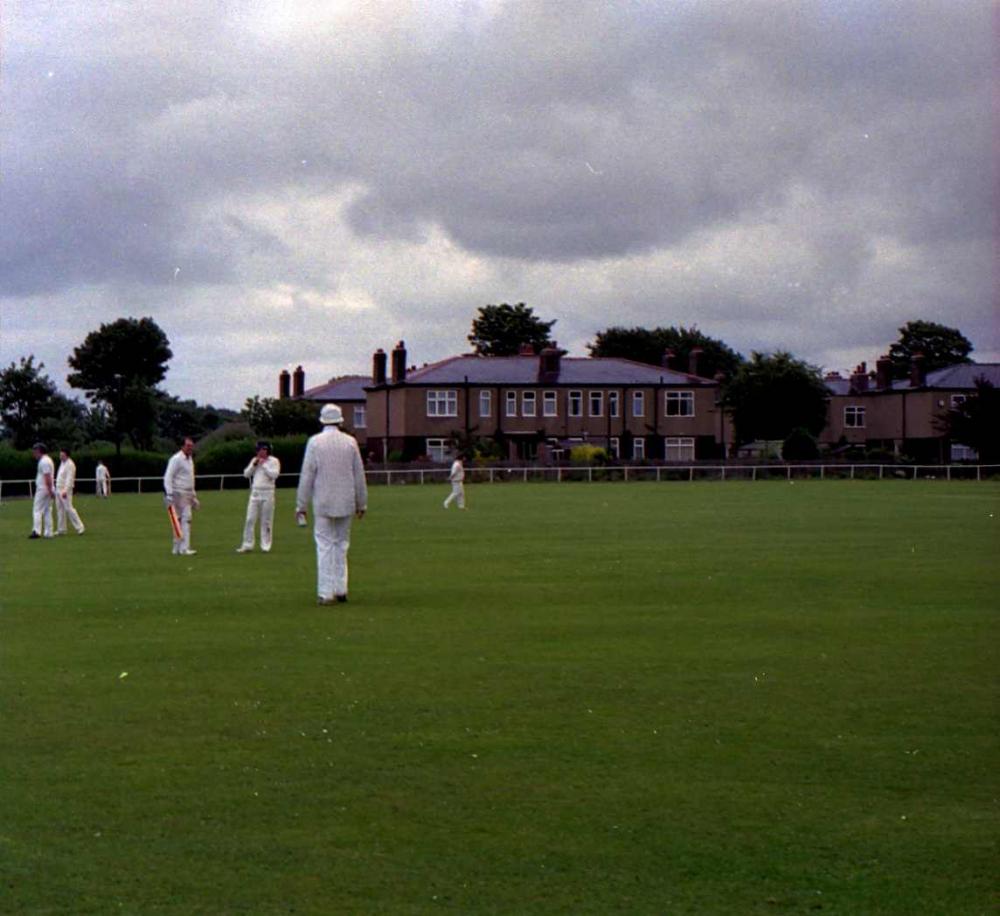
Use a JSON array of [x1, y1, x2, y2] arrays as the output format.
[[782, 427, 819, 461], [569, 444, 608, 465]]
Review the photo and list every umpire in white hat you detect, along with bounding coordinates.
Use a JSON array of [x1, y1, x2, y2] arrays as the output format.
[[295, 403, 368, 605]]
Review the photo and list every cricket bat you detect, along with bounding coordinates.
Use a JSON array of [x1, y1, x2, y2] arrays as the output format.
[[167, 504, 183, 540]]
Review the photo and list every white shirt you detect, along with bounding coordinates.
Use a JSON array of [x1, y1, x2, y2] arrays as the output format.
[[56, 458, 77, 492], [244, 455, 281, 490], [164, 450, 196, 496], [449, 460, 465, 483], [96, 464, 109, 481], [296, 426, 367, 518], [36, 454, 55, 490]]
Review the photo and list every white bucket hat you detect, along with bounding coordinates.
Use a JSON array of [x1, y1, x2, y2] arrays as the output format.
[[319, 403, 344, 426]]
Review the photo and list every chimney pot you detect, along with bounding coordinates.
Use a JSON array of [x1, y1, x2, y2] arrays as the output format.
[[279, 369, 291, 399], [688, 347, 704, 377], [372, 348, 387, 386], [391, 341, 408, 384]]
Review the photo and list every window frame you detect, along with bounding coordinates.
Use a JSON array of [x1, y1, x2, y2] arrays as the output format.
[[479, 390, 492, 418], [568, 390, 583, 418], [522, 390, 537, 417], [543, 391, 558, 417], [426, 389, 458, 418], [665, 390, 695, 417], [632, 391, 645, 418]]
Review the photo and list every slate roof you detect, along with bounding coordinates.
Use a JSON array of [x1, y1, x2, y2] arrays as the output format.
[[905, 363, 1000, 390], [374, 354, 716, 387], [299, 375, 368, 402]]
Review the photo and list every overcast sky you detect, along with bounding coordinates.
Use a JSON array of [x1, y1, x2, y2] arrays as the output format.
[[2, 0, 996, 409]]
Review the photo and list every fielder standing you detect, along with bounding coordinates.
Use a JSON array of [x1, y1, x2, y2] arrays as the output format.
[[29, 443, 55, 539], [236, 440, 281, 553], [95, 460, 111, 498], [163, 437, 200, 556], [443, 455, 466, 509], [55, 448, 86, 535], [295, 403, 367, 605]]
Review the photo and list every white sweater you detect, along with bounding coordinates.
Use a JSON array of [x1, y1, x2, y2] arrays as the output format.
[[296, 427, 367, 517]]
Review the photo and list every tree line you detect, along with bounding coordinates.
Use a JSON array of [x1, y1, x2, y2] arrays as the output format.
[[0, 317, 236, 454], [1, 310, 994, 462]]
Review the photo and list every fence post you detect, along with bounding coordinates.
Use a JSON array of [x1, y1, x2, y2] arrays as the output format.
[[138, 478, 142, 494], [420, 470, 425, 485]]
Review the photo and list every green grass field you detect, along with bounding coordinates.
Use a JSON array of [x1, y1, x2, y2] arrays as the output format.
[[2, 480, 997, 915]]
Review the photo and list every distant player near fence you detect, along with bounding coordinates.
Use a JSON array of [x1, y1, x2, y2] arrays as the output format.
[[95, 460, 111, 498]]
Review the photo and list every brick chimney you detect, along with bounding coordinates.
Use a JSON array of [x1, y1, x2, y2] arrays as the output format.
[[538, 343, 563, 383], [279, 369, 291, 399], [518, 343, 536, 356], [688, 347, 704, 377], [391, 341, 407, 384], [292, 365, 305, 398], [372, 348, 387, 386], [875, 355, 893, 390], [850, 362, 869, 393], [661, 349, 676, 371], [909, 353, 926, 388]]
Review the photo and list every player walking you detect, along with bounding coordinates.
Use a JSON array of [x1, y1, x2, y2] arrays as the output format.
[[55, 448, 86, 535], [443, 455, 465, 509]]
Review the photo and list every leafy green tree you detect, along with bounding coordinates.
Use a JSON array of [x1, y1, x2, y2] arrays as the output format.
[[940, 379, 999, 461], [468, 303, 556, 356], [67, 317, 173, 453], [782, 427, 820, 461], [0, 356, 85, 449], [588, 325, 743, 379], [722, 352, 829, 445], [244, 396, 320, 437], [887, 320, 973, 379]]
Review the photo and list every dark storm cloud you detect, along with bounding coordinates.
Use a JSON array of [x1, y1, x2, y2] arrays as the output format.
[[1, 0, 996, 405]]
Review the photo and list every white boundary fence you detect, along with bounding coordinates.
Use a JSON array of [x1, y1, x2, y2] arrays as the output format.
[[2, 463, 998, 501]]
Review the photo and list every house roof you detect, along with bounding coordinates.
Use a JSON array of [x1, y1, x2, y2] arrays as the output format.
[[907, 363, 1000, 390], [371, 354, 716, 387], [299, 375, 368, 402]]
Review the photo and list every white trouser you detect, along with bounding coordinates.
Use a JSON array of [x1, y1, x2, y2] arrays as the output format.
[[56, 491, 85, 533], [443, 481, 465, 508], [241, 489, 276, 551], [97, 479, 110, 498], [313, 514, 353, 599], [32, 489, 54, 536], [171, 491, 196, 554]]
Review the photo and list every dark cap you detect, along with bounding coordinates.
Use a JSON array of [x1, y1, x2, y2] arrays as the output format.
[[256, 440, 272, 452]]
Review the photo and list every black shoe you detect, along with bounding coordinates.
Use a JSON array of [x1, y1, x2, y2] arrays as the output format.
[[336, 595, 348, 603], [28, 532, 40, 539]]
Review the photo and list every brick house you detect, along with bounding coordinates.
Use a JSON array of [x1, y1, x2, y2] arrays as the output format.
[[363, 341, 729, 463], [278, 365, 369, 448], [824, 356, 1000, 461]]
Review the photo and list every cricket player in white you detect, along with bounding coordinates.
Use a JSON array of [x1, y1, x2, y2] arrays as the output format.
[[95, 460, 111, 497], [29, 443, 55, 539], [295, 404, 367, 605], [55, 448, 86, 535], [237, 441, 281, 553], [163, 437, 199, 555], [443, 456, 466, 509]]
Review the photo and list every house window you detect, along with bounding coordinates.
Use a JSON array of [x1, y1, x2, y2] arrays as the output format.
[[632, 437, 646, 460], [569, 391, 583, 417], [665, 436, 695, 461], [353, 406, 367, 429], [608, 391, 620, 418], [632, 391, 645, 417], [426, 438, 450, 462], [589, 391, 603, 417], [844, 406, 866, 428], [950, 394, 967, 409], [522, 391, 536, 417], [506, 391, 518, 417], [609, 437, 620, 460], [426, 390, 457, 417], [543, 391, 558, 417], [479, 390, 492, 418], [665, 391, 695, 417]]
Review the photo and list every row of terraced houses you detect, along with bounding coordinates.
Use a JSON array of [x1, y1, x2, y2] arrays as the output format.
[[278, 342, 998, 464]]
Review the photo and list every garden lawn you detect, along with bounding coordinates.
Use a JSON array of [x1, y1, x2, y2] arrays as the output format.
[[1, 480, 997, 914]]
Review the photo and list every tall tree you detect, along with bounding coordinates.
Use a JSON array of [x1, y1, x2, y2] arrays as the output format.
[[68, 317, 173, 452], [243, 396, 320, 437], [468, 303, 556, 356], [0, 356, 84, 449], [722, 351, 829, 445], [887, 320, 973, 379], [939, 378, 999, 461], [588, 325, 743, 379]]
